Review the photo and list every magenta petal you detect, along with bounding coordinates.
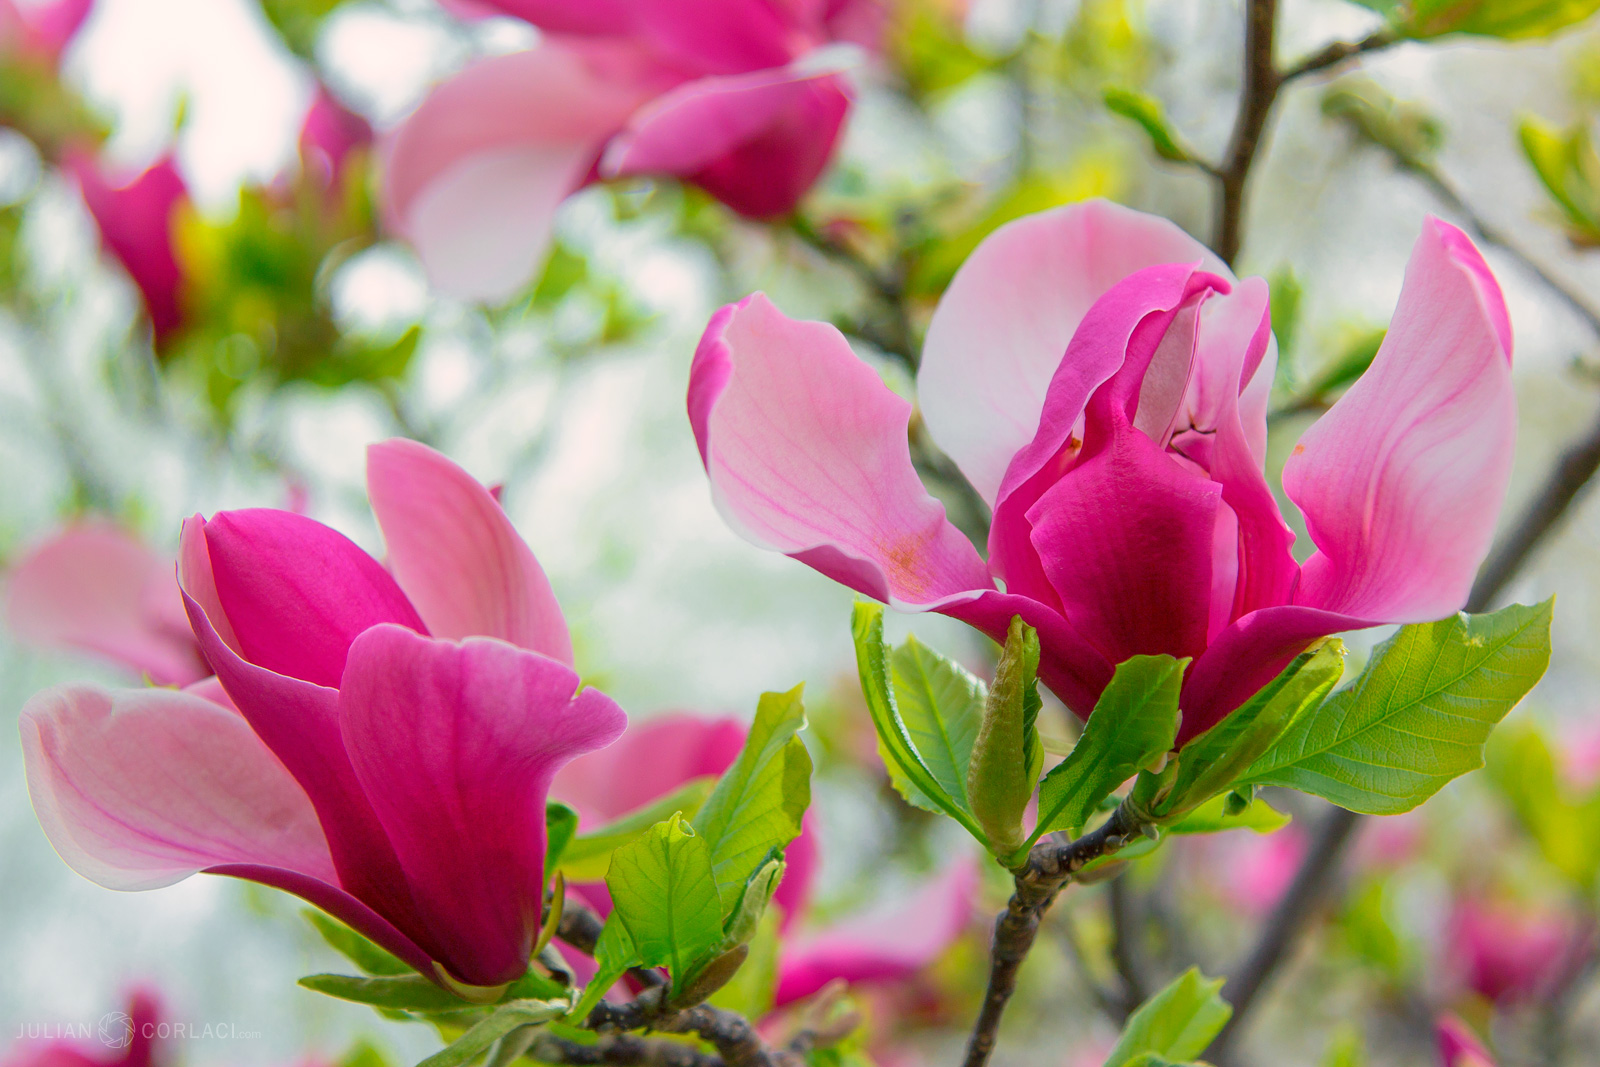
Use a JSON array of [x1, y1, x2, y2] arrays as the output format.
[[339, 626, 627, 987], [300, 87, 372, 187], [1285, 218, 1515, 623], [920, 200, 1229, 504], [602, 64, 852, 219], [367, 438, 572, 664], [453, 0, 637, 35], [202, 508, 426, 688], [771, 811, 818, 935], [20, 683, 336, 890], [941, 591, 1113, 718], [691, 294, 992, 608], [69, 153, 187, 338], [633, 0, 800, 73], [773, 854, 978, 1007], [551, 713, 745, 825], [5, 522, 206, 686]]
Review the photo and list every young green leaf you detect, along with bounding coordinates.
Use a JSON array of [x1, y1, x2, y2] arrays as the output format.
[[1519, 114, 1600, 244], [1151, 640, 1346, 819], [297, 973, 474, 1013], [1243, 601, 1554, 814], [853, 601, 987, 841], [303, 910, 409, 976], [555, 777, 716, 882], [1104, 967, 1232, 1067], [415, 1000, 565, 1067], [891, 635, 985, 816], [1487, 724, 1600, 891], [545, 802, 579, 883], [968, 617, 1044, 863], [1034, 655, 1184, 842], [606, 814, 725, 996], [692, 686, 811, 911], [1160, 793, 1290, 837], [1104, 87, 1190, 162], [708, 901, 783, 1022], [566, 918, 638, 1024], [720, 856, 786, 951]]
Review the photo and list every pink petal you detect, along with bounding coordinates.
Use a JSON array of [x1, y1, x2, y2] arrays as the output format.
[[919, 199, 1229, 504], [338, 625, 627, 987], [1437, 1015, 1496, 1067], [551, 713, 745, 824], [450, 0, 637, 34], [300, 86, 372, 187], [68, 153, 187, 338], [770, 810, 818, 935], [5, 522, 206, 686], [1285, 218, 1515, 623], [940, 591, 1114, 718], [382, 42, 668, 300], [602, 64, 851, 218], [690, 293, 992, 609], [201, 508, 426, 689], [774, 854, 978, 1006], [20, 683, 336, 891], [632, 0, 803, 73], [367, 438, 571, 664]]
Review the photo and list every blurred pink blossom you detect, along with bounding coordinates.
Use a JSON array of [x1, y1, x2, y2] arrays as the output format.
[[1436, 1015, 1496, 1067], [0, 0, 92, 64], [67, 152, 189, 339], [1444, 896, 1594, 1005], [299, 87, 372, 189]]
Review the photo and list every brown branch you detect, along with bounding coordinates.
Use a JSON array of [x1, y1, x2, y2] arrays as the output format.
[[961, 805, 1144, 1067], [1279, 28, 1398, 83], [587, 990, 803, 1067], [1213, 0, 1282, 266], [527, 1032, 721, 1066]]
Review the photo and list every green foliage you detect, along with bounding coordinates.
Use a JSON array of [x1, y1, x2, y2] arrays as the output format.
[[1519, 114, 1600, 245], [708, 902, 783, 1021], [545, 802, 579, 882], [1243, 601, 1554, 813], [1137, 642, 1346, 821], [692, 685, 811, 913], [1103, 968, 1232, 1067], [414, 1001, 565, 1067], [1487, 723, 1600, 889], [1292, 327, 1387, 410], [304, 910, 409, 976], [1322, 80, 1442, 166], [967, 617, 1045, 862], [555, 777, 716, 882], [1321, 1026, 1368, 1067], [1033, 654, 1184, 842], [1104, 87, 1192, 162], [297, 973, 481, 1013], [1160, 793, 1291, 836], [605, 813, 726, 998], [566, 918, 637, 1023], [1268, 266, 1303, 363], [1353, 0, 1600, 39], [258, 0, 348, 57], [852, 601, 989, 842], [889, 0, 1005, 99], [891, 634, 985, 815]]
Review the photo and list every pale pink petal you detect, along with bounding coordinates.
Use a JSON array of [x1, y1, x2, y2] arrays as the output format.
[[1285, 218, 1515, 623], [551, 713, 744, 825], [919, 199, 1228, 504], [383, 43, 668, 300], [690, 293, 992, 609], [601, 64, 851, 218], [367, 438, 571, 664], [1437, 1015, 1496, 1067], [20, 683, 336, 891], [5, 522, 206, 686], [300, 87, 372, 187], [339, 625, 627, 987], [774, 855, 978, 1006]]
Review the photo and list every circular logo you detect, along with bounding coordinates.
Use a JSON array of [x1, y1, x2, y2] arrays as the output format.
[[98, 1012, 133, 1050]]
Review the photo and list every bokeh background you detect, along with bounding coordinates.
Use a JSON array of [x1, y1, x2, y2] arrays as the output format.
[[2, 0, 1600, 1064]]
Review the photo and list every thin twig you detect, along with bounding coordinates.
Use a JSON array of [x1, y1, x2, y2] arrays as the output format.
[[527, 1032, 721, 1066], [588, 990, 802, 1067], [1213, 0, 1282, 266], [962, 805, 1144, 1067], [1279, 28, 1398, 83]]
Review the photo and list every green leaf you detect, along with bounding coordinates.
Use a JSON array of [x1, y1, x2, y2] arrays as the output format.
[[297, 973, 472, 1013], [1487, 724, 1600, 890], [708, 899, 783, 1021], [1161, 793, 1291, 836], [545, 802, 579, 883], [1034, 655, 1184, 843], [555, 777, 716, 882], [691, 686, 812, 911], [416, 1000, 564, 1067], [1104, 87, 1190, 162], [566, 919, 638, 1024], [720, 857, 786, 950], [606, 814, 725, 996], [890, 635, 985, 814], [1104, 967, 1232, 1067], [968, 617, 1045, 863], [304, 910, 409, 976], [1150, 640, 1346, 819], [852, 601, 987, 840], [1403, 0, 1600, 40], [1243, 601, 1554, 814], [1519, 114, 1600, 244]]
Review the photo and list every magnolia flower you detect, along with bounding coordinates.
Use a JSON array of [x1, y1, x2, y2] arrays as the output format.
[[4, 520, 206, 686], [1437, 1015, 1496, 1067], [553, 712, 976, 1006], [690, 200, 1514, 743], [1444, 896, 1594, 1005], [3, 989, 161, 1067], [69, 153, 189, 340], [22, 439, 626, 994], [384, 0, 882, 300], [0, 0, 92, 65]]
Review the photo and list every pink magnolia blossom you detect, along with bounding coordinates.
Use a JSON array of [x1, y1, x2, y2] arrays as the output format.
[[1437, 1015, 1496, 1067], [1444, 896, 1594, 1005], [21, 439, 626, 993], [68, 152, 189, 340], [689, 200, 1515, 743], [553, 712, 976, 1005], [3, 989, 161, 1067], [4, 520, 206, 686], [0, 0, 92, 65], [383, 0, 880, 300], [300, 87, 372, 189]]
